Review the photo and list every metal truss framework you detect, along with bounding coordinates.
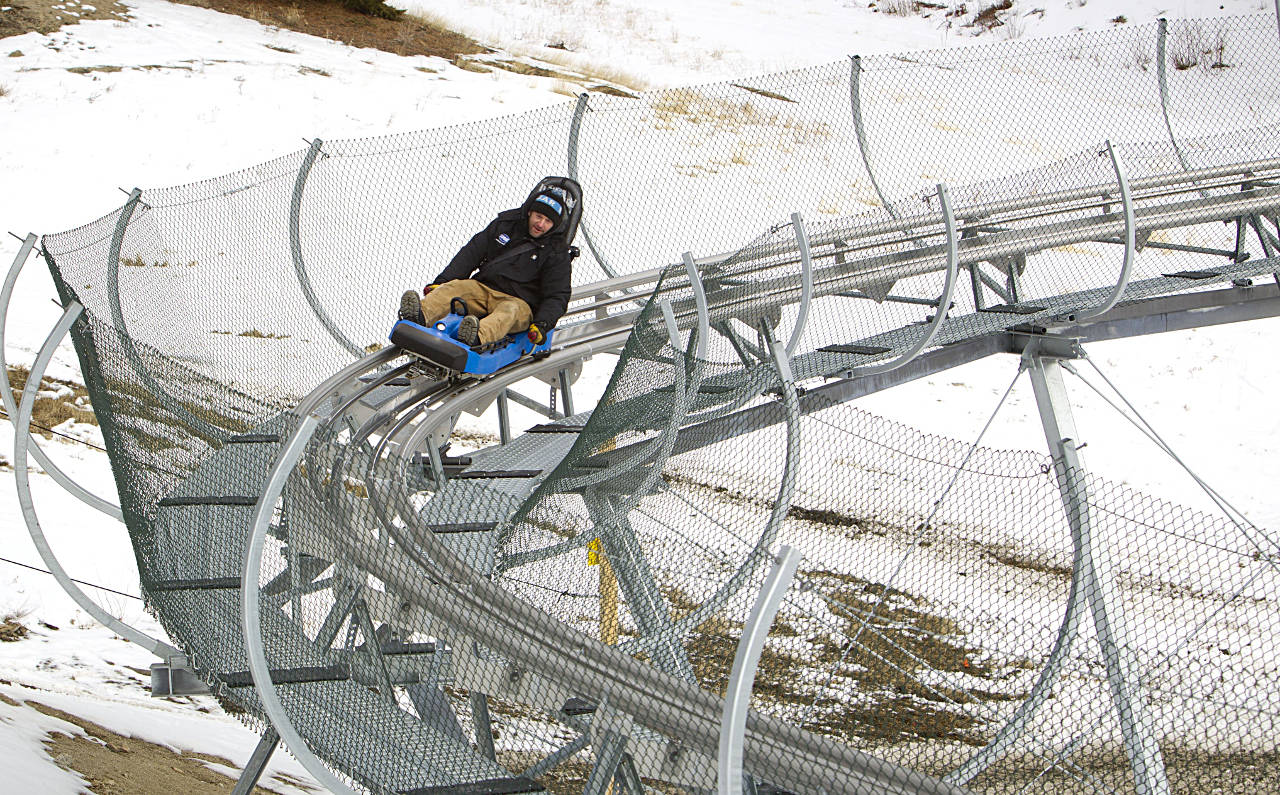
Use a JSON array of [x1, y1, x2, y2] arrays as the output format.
[[10, 13, 1280, 791]]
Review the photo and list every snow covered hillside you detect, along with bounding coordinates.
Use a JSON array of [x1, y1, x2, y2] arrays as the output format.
[[2, 0, 1277, 791]]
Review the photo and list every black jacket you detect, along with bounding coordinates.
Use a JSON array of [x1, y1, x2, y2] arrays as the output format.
[[433, 208, 573, 331]]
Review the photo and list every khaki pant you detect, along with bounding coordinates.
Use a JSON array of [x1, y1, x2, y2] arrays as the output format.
[[419, 279, 533, 346]]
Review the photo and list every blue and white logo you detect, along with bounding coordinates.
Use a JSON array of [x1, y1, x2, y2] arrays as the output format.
[[534, 194, 563, 217], [497, 233, 510, 245]]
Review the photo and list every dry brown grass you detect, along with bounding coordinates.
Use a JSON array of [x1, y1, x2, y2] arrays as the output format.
[[22, 699, 301, 795], [6, 365, 98, 438], [1, 617, 29, 641], [170, 0, 488, 60], [0, 0, 129, 38], [664, 566, 1031, 749]]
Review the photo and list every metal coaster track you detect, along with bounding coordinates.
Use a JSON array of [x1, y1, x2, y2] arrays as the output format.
[[11, 145, 1280, 793]]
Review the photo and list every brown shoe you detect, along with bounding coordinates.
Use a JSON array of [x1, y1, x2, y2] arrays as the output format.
[[398, 290, 424, 325], [457, 314, 480, 347]]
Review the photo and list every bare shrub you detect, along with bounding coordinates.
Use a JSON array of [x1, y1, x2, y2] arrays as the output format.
[[0, 83, 9, 98], [1171, 22, 1204, 71], [1131, 42, 1153, 71], [880, 0, 920, 16], [973, 0, 1013, 31], [1211, 28, 1230, 69]]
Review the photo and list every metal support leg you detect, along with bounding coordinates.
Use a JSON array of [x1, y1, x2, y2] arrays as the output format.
[[1248, 214, 1280, 285], [1006, 254, 1025, 303], [498, 390, 511, 444], [1233, 215, 1250, 263], [231, 727, 279, 795], [614, 753, 645, 795], [470, 691, 497, 761], [584, 729, 630, 795], [557, 368, 575, 418], [353, 600, 397, 705], [968, 265, 986, 311], [406, 682, 468, 744], [1027, 352, 1170, 795], [586, 491, 697, 683], [522, 732, 591, 780], [962, 227, 985, 310]]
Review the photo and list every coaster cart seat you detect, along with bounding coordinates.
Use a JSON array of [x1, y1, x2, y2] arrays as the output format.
[[390, 176, 583, 376]]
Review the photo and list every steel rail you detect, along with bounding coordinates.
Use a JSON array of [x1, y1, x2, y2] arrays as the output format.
[[559, 161, 1280, 334], [230, 147, 1280, 795], [227, 168, 1280, 794], [238, 297, 967, 793], [307, 483, 970, 794], [395, 328, 633, 461], [649, 184, 1280, 333]]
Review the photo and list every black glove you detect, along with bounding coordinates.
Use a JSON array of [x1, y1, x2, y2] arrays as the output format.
[[527, 324, 546, 345]]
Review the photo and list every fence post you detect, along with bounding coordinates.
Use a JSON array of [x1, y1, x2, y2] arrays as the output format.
[[289, 139, 364, 358], [1027, 348, 1171, 795], [718, 545, 802, 795]]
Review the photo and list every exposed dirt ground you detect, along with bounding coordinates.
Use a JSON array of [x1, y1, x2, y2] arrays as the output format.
[[1, 0, 483, 59], [0, 0, 129, 39], [0, 692, 315, 794], [167, 0, 488, 60], [2, 0, 640, 93]]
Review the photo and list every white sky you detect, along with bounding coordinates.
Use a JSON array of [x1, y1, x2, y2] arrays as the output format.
[[1, 0, 1277, 790]]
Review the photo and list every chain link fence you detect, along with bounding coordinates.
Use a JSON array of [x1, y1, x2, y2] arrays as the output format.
[[33, 12, 1280, 794]]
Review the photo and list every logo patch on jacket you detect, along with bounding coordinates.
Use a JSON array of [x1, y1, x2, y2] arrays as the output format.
[[496, 233, 510, 245]]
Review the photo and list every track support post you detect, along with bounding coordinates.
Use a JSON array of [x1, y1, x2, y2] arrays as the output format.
[[1026, 345, 1170, 795], [231, 727, 279, 795]]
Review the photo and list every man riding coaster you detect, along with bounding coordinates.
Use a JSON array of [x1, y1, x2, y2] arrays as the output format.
[[398, 181, 576, 351]]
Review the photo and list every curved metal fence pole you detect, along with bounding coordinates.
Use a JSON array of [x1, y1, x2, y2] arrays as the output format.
[[240, 413, 361, 795], [1155, 19, 1201, 190], [849, 55, 900, 217], [848, 183, 959, 378], [0, 235, 122, 519], [106, 189, 222, 440], [680, 252, 710, 361], [14, 302, 177, 658], [568, 93, 619, 279], [718, 545, 801, 795], [784, 213, 814, 358], [947, 419, 1093, 786], [643, 352, 799, 645], [1075, 141, 1136, 320], [718, 334, 803, 793], [289, 139, 363, 358], [1027, 351, 1171, 795]]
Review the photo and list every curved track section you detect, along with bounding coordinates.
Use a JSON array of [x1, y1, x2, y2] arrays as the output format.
[[18, 19, 1280, 792]]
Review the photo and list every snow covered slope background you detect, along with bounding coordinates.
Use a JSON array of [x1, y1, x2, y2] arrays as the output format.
[[1, 0, 1276, 791]]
